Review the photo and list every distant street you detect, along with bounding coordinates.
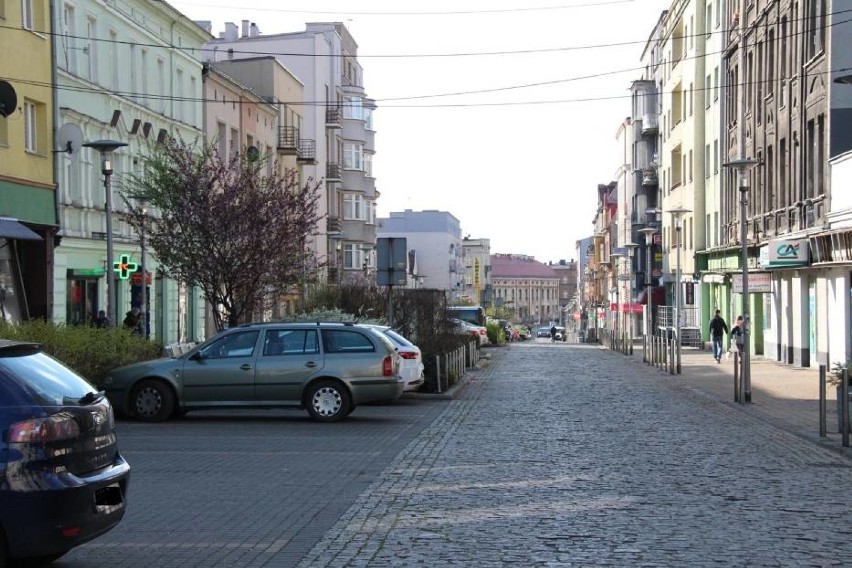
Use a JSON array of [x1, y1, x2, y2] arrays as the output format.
[[62, 341, 852, 567]]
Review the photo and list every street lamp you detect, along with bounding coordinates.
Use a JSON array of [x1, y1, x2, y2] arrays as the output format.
[[136, 196, 149, 339], [668, 207, 691, 374], [624, 242, 639, 355], [723, 157, 761, 402], [610, 251, 625, 351], [83, 139, 127, 327], [638, 227, 658, 363]]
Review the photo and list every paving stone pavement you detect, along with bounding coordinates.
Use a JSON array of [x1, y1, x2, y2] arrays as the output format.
[[298, 341, 852, 567]]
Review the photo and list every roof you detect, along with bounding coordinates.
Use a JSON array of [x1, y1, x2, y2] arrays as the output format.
[[490, 255, 558, 278]]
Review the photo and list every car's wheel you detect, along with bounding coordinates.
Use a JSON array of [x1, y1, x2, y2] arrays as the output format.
[[306, 380, 351, 422], [130, 380, 175, 422]]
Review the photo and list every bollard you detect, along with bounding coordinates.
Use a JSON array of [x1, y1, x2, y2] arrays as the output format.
[[435, 354, 442, 394], [819, 365, 826, 437], [669, 337, 675, 375], [734, 352, 740, 403], [843, 369, 850, 448]]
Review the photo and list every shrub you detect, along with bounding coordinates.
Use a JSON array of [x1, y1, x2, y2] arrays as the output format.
[[486, 321, 503, 344], [0, 320, 163, 385]]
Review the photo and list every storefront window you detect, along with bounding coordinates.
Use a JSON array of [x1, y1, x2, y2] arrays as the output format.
[[0, 239, 24, 323], [66, 273, 101, 326]]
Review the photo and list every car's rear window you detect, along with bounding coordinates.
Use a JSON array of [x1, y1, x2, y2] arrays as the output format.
[[0, 351, 94, 406], [322, 329, 376, 353], [384, 329, 414, 348]]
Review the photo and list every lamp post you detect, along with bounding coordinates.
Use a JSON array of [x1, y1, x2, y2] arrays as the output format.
[[137, 197, 149, 339], [610, 252, 625, 351], [668, 207, 691, 375], [83, 139, 127, 327], [723, 158, 761, 402], [639, 227, 658, 363], [624, 242, 639, 355]]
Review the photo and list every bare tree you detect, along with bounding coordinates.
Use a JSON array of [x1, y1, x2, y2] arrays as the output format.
[[122, 138, 323, 331]]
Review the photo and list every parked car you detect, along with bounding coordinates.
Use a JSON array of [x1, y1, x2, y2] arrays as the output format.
[[358, 324, 424, 392], [450, 318, 490, 346], [537, 326, 552, 338], [99, 322, 404, 423], [0, 340, 130, 566]]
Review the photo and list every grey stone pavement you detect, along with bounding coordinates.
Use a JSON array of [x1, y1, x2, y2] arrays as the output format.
[[297, 339, 852, 567]]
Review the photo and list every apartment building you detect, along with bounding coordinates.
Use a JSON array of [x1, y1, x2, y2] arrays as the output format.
[[491, 254, 559, 326], [460, 237, 492, 307], [0, 0, 56, 322], [204, 21, 378, 287], [376, 210, 463, 298], [53, 0, 210, 341]]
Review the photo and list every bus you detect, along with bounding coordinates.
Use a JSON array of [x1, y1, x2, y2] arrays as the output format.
[[446, 305, 485, 327]]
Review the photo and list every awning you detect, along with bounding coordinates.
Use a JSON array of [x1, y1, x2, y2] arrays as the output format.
[[0, 217, 43, 241]]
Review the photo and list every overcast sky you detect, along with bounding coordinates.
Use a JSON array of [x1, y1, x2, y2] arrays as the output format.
[[170, 0, 671, 263]]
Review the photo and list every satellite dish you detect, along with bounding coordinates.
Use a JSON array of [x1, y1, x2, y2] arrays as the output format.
[[246, 146, 260, 162], [57, 123, 84, 156], [0, 80, 18, 118]]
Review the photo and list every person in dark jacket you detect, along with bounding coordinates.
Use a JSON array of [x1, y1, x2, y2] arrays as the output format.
[[709, 309, 729, 363], [731, 315, 745, 353]]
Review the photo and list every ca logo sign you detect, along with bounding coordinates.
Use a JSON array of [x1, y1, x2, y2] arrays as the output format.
[[776, 243, 799, 258]]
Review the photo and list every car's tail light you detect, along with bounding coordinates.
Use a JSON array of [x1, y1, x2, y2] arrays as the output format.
[[382, 356, 394, 376], [399, 352, 418, 360], [7, 413, 81, 444], [479, 329, 487, 336]]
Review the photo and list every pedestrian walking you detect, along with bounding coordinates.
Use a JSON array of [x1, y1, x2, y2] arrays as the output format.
[[731, 315, 745, 354], [708, 309, 728, 363]]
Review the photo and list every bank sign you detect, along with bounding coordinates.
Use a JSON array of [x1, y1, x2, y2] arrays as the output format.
[[764, 238, 809, 268]]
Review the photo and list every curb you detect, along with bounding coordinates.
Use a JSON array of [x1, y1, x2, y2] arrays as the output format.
[[402, 354, 491, 400]]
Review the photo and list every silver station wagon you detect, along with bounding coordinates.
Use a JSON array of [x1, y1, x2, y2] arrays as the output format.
[[100, 322, 404, 423]]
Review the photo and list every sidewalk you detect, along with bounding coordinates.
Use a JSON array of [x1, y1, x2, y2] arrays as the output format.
[[617, 340, 852, 457]]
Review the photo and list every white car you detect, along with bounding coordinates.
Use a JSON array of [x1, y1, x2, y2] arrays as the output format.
[[359, 325, 425, 392], [450, 318, 491, 346]]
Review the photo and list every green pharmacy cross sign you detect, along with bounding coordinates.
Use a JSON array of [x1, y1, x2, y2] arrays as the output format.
[[113, 254, 138, 280]]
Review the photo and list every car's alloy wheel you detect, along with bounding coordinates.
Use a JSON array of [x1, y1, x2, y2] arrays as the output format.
[[131, 380, 175, 422], [306, 380, 351, 422]]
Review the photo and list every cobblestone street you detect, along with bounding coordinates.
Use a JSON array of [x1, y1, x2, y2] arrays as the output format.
[[299, 342, 852, 567]]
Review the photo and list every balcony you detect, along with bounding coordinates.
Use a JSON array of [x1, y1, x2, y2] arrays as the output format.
[[277, 126, 300, 155], [326, 106, 343, 129], [297, 139, 316, 164], [641, 167, 658, 187], [641, 114, 659, 135], [326, 162, 342, 182], [327, 216, 341, 233]]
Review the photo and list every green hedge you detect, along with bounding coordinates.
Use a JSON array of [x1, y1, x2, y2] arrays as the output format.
[[0, 320, 163, 386]]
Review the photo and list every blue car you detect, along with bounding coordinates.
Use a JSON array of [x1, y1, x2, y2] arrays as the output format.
[[0, 341, 130, 566]]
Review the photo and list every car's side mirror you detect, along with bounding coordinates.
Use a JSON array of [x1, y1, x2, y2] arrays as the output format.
[[189, 351, 204, 361]]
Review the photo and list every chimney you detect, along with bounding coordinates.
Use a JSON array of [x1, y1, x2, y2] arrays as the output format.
[[250, 22, 260, 37], [195, 20, 212, 34], [241, 20, 250, 38], [224, 22, 238, 41]]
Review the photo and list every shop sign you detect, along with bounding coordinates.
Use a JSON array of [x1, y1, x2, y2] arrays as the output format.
[[766, 238, 809, 267], [732, 272, 772, 294]]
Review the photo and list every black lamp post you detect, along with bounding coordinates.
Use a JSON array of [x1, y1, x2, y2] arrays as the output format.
[[83, 139, 127, 327], [723, 158, 761, 402]]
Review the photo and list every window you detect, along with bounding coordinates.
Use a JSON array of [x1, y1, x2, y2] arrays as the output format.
[[364, 153, 373, 177], [688, 149, 693, 182], [157, 58, 165, 112], [343, 194, 367, 220], [364, 107, 374, 130], [175, 67, 183, 120], [705, 144, 711, 178], [110, 30, 119, 90], [62, 4, 76, 73], [87, 16, 98, 83], [343, 244, 367, 269], [714, 67, 719, 101], [343, 142, 363, 170], [21, 0, 34, 30], [343, 96, 363, 120], [322, 329, 375, 354], [705, 74, 712, 109], [229, 127, 238, 158], [23, 100, 38, 153], [216, 122, 227, 157], [713, 140, 719, 173], [201, 331, 259, 359], [263, 329, 319, 356]]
